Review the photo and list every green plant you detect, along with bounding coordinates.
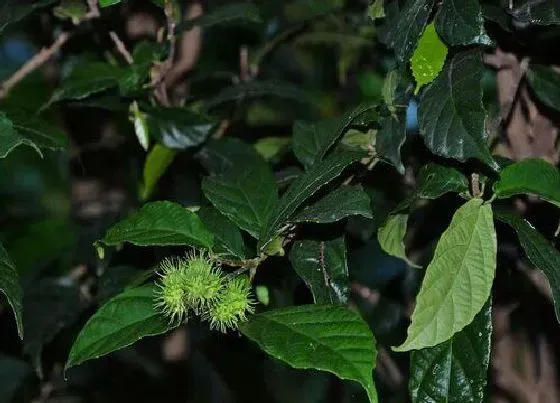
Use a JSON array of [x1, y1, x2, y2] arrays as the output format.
[[2, 0, 560, 401]]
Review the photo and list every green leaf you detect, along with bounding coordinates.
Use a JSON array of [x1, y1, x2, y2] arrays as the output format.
[[410, 300, 491, 402], [511, 1, 560, 25], [54, 0, 87, 20], [493, 158, 560, 207], [495, 210, 560, 323], [419, 50, 497, 170], [144, 106, 217, 150], [410, 23, 447, 95], [254, 137, 290, 161], [526, 64, 560, 112], [47, 62, 122, 105], [205, 80, 318, 110], [384, 0, 434, 63], [382, 70, 399, 108], [197, 138, 265, 175], [175, 3, 261, 34], [66, 285, 172, 370], [368, 0, 385, 20], [377, 112, 406, 174], [435, 0, 491, 46], [4, 108, 68, 151], [377, 214, 418, 267], [416, 163, 469, 199], [100, 201, 213, 249], [100, 0, 120, 7], [142, 144, 176, 200], [292, 104, 377, 169], [0, 243, 23, 339], [198, 207, 245, 260], [0, 0, 57, 35], [0, 112, 36, 158], [202, 163, 278, 239], [240, 305, 378, 403], [292, 185, 372, 224], [289, 237, 349, 304], [394, 198, 496, 351], [259, 151, 366, 251]]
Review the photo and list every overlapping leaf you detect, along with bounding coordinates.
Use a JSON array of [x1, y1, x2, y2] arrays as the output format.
[[416, 164, 469, 199], [377, 112, 407, 174], [198, 207, 245, 260], [410, 23, 447, 94], [435, 0, 491, 45]]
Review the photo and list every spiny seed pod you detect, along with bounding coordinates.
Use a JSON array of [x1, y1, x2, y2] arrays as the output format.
[[182, 251, 224, 313], [154, 257, 190, 325], [204, 275, 255, 333]]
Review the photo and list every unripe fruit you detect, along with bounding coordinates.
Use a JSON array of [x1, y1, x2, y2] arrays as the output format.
[[154, 257, 190, 325], [182, 251, 224, 313]]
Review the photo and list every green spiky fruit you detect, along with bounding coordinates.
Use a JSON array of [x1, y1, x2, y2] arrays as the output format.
[[205, 275, 255, 333], [182, 251, 224, 313], [154, 257, 190, 325]]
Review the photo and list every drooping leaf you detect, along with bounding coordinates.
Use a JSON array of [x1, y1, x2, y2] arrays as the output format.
[[142, 144, 176, 200], [240, 305, 378, 403], [416, 163, 469, 199], [435, 0, 491, 45], [144, 106, 217, 150], [202, 162, 278, 239], [100, 201, 213, 249], [289, 237, 349, 304], [4, 108, 67, 150], [495, 210, 560, 323], [394, 198, 496, 351], [175, 3, 261, 34], [0, 0, 57, 35], [410, 23, 447, 95], [377, 214, 417, 267], [510, 0, 560, 25], [198, 207, 245, 260], [292, 185, 372, 224], [410, 300, 492, 402], [526, 64, 560, 112], [377, 111, 406, 174], [259, 151, 366, 251], [493, 158, 560, 207], [66, 285, 173, 370], [0, 243, 23, 339], [419, 50, 497, 170], [47, 62, 122, 105], [254, 137, 290, 161], [383, 0, 434, 63]]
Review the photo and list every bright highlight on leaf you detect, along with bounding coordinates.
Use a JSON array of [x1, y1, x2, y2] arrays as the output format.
[[411, 23, 447, 95], [394, 198, 496, 351]]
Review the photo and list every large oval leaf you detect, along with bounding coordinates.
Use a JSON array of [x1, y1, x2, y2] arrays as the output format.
[[100, 201, 213, 249], [0, 243, 23, 339], [410, 300, 492, 402], [410, 23, 447, 94], [240, 305, 378, 403], [394, 198, 496, 351], [66, 285, 172, 369]]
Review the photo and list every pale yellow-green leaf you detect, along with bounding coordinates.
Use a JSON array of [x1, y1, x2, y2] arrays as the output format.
[[131, 101, 149, 151], [377, 214, 419, 268], [142, 144, 176, 200], [410, 23, 448, 95], [394, 198, 496, 351], [254, 137, 290, 161], [368, 0, 385, 21]]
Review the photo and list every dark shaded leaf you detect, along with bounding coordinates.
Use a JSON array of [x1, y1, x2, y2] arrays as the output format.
[[419, 50, 497, 170], [0, 111, 37, 158], [526, 64, 560, 112], [258, 151, 366, 251], [0, 243, 22, 339], [416, 163, 469, 199], [100, 201, 214, 249], [435, 0, 491, 45], [198, 207, 245, 260], [0, 0, 57, 35], [66, 285, 173, 369], [511, 0, 560, 25], [240, 305, 378, 403], [410, 300, 492, 402], [196, 138, 265, 175], [289, 237, 349, 304], [377, 112, 406, 174], [4, 108, 67, 151], [176, 3, 261, 34], [0, 355, 32, 403], [292, 185, 372, 223], [142, 145, 176, 200]]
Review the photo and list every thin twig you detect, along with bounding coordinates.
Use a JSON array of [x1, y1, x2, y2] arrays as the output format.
[[109, 31, 134, 64], [471, 173, 481, 198]]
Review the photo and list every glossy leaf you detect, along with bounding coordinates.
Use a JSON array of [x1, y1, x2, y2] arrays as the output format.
[[493, 158, 560, 207], [384, 0, 434, 63], [142, 144, 176, 200], [435, 0, 491, 46], [202, 162, 278, 239], [66, 285, 172, 369], [259, 151, 366, 251], [240, 305, 378, 403], [100, 201, 213, 249], [419, 50, 497, 170], [410, 23, 447, 94], [0, 243, 23, 339], [395, 199, 496, 351], [377, 112, 406, 174], [292, 185, 372, 224], [0, 0, 57, 35], [416, 164, 469, 199], [410, 300, 492, 402], [144, 106, 217, 150], [526, 64, 560, 112], [378, 214, 417, 267], [495, 210, 560, 323], [289, 237, 349, 304], [175, 3, 261, 34], [198, 207, 245, 260]]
